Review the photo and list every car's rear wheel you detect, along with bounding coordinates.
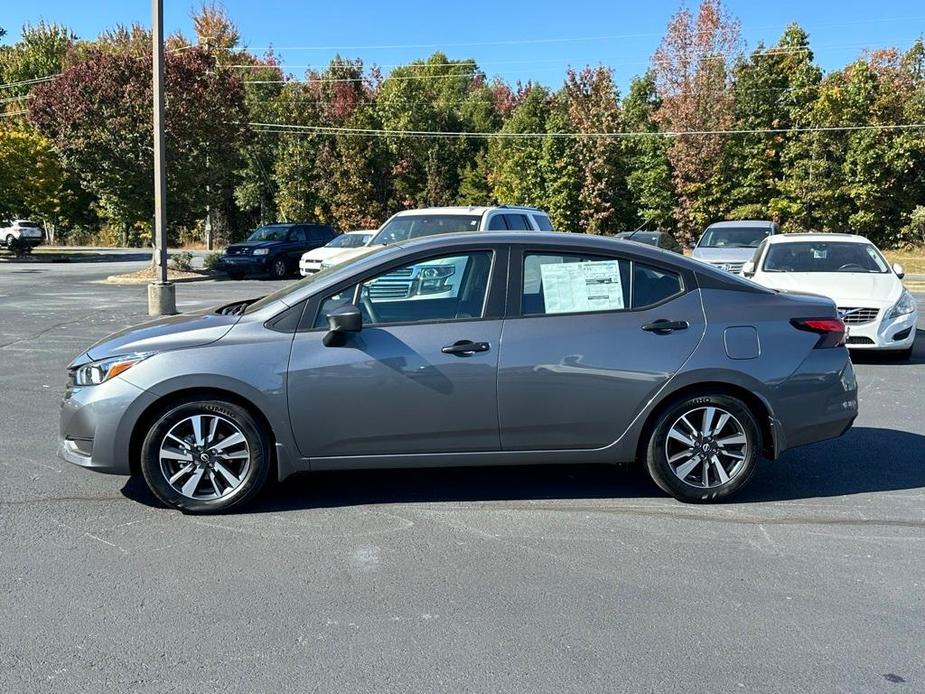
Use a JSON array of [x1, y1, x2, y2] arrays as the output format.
[[140, 399, 271, 513], [270, 257, 288, 280], [5, 234, 14, 247], [645, 394, 761, 503]]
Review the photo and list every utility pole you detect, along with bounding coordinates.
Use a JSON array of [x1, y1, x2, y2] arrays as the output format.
[[148, 0, 176, 316]]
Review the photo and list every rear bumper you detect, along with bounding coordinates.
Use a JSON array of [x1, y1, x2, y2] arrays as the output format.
[[773, 348, 858, 453]]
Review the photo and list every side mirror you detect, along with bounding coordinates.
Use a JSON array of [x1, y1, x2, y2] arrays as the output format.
[[323, 303, 362, 347], [893, 263, 905, 280], [741, 260, 756, 278]]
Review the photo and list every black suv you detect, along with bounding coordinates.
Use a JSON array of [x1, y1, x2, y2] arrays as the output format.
[[221, 223, 337, 280]]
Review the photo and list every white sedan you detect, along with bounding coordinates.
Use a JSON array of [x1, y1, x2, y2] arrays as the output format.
[[299, 230, 374, 276], [742, 233, 917, 358]]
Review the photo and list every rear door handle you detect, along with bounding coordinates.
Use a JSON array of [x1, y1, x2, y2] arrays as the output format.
[[442, 340, 491, 356], [642, 320, 690, 334]]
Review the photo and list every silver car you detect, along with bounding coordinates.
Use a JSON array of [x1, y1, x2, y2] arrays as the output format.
[[692, 220, 780, 274], [59, 233, 858, 513]]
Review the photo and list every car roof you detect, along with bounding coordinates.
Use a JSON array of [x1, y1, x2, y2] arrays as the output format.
[[706, 220, 777, 229], [391, 206, 548, 217], [764, 233, 872, 245]]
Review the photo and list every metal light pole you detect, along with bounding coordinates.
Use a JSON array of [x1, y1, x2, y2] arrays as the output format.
[[148, 0, 176, 315]]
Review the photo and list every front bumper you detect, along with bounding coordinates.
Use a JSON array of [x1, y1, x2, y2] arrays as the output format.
[[844, 310, 918, 350], [58, 376, 159, 475], [299, 259, 322, 276], [219, 255, 269, 273]]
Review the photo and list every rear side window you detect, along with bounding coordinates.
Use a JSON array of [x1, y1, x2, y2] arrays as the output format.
[[289, 227, 307, 242], [503, 214, 532, 231], [307, 226, 329, 242], [522, 253, 630, 316], [487, 215, 507, 231], [633, 264, 683, 308], [532, 215, 554, 231]]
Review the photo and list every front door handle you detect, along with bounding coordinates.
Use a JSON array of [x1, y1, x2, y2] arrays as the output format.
[[442, 340, 491, 356], [642, 320, 690, 334]]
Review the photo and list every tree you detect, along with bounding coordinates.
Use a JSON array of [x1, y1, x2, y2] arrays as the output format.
[[622, 71, 676, 230], [29, 47, 247, 242], [0, 21, 75, 100], [651, 0, 743, 240], [0, 125, 65, 222]]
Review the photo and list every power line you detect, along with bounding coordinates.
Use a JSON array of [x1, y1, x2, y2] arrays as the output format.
[[248, 120, 925, 139]]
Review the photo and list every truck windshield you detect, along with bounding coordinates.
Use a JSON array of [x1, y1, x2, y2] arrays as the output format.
[[247, 225, 290, 242], [698, 227, 770, 249], [372, 215, 480, 245]]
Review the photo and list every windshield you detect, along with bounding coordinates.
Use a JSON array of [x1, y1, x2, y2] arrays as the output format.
[[763, 241, 889, 273], [244, 246, 381, 313], [247, 225, 290, 242], [372, 215, 481, 245], [328, 233, 372, 249], [698, 226, 770, 249]]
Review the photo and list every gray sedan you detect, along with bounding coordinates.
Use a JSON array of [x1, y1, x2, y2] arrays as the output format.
[[59, 233, 858, 512]]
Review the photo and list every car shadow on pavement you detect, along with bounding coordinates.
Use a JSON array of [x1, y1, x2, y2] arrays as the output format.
[[120, 426, 925, 512]]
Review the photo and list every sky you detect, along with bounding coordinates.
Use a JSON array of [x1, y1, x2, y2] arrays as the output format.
[[2, 0, 924, 90]]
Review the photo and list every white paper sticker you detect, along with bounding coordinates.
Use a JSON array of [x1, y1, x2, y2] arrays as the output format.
[[539, 260, 624, 314]]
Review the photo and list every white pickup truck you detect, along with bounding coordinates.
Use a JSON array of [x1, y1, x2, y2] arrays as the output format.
[[1, 219, 45, 248]]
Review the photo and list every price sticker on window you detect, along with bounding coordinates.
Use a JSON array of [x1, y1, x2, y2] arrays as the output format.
[[540, 260, 625, 314]]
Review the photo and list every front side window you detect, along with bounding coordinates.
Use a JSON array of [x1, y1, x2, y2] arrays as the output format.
[[372, 215, 481, 245], [327, 233, 372, 249], [504, 214, 532, 231], [762, 242, 889, 273], [315, 252, 494, 328], [522, 253, 631, 316]]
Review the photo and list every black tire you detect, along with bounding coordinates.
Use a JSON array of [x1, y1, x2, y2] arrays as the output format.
[[645, 393, 761, 503], [140, 399, 271, 513], [5, 234, 13, 247], [269, 257, 288, 280], [228, 270, 245, 281]]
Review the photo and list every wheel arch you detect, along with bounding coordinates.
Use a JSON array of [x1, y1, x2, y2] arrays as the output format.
[[634, 380, 777, 464], [128, 387, 277, 477]]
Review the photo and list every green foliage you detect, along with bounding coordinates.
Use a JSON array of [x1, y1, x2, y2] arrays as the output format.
[[169, 251, 194, 272], [203, 252, 223, 272]]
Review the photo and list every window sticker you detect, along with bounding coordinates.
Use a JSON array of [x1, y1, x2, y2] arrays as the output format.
[[539, 260, 625, 314]]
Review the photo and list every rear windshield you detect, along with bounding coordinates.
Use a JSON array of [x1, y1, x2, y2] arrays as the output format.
[[18, 221, 41, 228], [762, 242, 889, 273], [372, 215, 481, 245], [698, 226, 771, 249]]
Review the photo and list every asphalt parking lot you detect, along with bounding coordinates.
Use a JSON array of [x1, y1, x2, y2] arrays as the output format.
[[1, 257, 923, 693]]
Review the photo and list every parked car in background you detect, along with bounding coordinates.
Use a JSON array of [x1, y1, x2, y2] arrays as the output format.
[[220, 223, 336, 280], [318, 206, 553, 271], [742, 233, 917, 359], [692, 221, 780, 273], [299, 230, 373, 276], [615, 231, 683, 254], [59, 232, 858, 513], [1, 219, 45, 248]]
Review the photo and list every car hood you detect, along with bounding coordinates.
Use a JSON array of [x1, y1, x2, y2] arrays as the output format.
[[325, 245, 383, 265], [692, 247, 756, 263], [225, 240, 280, 252], [302, 246, 350, 262], [756, 272, 903, 306], [83, 308, 242, 362]]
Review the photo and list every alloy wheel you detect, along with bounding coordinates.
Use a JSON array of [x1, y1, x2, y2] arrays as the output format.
[[664, 406, 748, 488], [158, 414, 251, 500]]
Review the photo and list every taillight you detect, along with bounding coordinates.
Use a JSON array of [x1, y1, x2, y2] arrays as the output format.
[[790, 318, 847, 348]]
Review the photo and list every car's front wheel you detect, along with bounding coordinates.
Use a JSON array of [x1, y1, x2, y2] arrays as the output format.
[[269, 257, 288, 280], [5, 234, 14, 247], [140, 399, 271, 513], [645, 393, 761, 503]]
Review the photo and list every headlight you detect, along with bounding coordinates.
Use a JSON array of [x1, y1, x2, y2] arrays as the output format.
[[72, 352, 154, 386], [413, 265, 456, 295], [253, 248, 269, 256], [886, 290, 916, 320]]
